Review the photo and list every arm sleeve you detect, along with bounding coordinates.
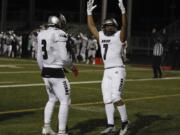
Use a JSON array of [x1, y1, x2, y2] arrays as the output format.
[[59, 42, 73, 67], [55, 31, 73, 68], [36, 39, 43, 70]]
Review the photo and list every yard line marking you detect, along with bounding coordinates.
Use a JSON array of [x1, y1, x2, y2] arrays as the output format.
[[0, 81, 14, 84], [0, 65, 22, 68], [0, 81, 102, 88], [71, 106, 104, 113], [73, 86, 100, 91], [125, 93, 180, 101], [0, 76, 180, 88], [0, 83, 44, 88], [0, 69, 103, 74], [0, 93, 180, 115], [71, 80, 101, 84], [13, 64, 37, 66], [0, 71, 39, 74], [0, 107, 44, 115], [0, 58, 36, 63], [127, 76, 180, 81], [75, 64, 152, 71]]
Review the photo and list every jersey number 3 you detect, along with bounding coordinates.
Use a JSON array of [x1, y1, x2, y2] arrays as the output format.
[[41, 39, 48, 60]]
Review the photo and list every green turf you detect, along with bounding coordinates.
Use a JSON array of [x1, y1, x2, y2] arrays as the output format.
[[0, 57, 180, 135]]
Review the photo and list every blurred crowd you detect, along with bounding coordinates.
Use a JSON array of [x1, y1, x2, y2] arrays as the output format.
[[0, 30, 23, 58], [0, 27, 100, 65], [28, 26, 99, 64]]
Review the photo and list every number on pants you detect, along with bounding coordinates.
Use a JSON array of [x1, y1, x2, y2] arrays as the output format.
[[63, 81, 69, 95], [41, 39, 48, 59]]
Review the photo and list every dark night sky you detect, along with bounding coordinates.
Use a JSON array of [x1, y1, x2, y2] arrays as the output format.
[[2, 0, 180, 32]]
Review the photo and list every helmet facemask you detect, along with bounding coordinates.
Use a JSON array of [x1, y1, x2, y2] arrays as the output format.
[[102, 18, 118, 36], [59, 13, 66, 28]]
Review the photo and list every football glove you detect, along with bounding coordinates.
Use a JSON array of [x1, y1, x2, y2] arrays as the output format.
[[87, 0, 97, 15], [118, 0, 126, 14]]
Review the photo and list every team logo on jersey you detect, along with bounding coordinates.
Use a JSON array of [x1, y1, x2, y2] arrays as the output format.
[[101, 39, 110, 43]]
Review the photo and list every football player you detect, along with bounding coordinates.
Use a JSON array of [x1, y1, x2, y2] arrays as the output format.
[[79, 32, 88, 63], [87, 0, 129, 135], [86, 35, 98, 64], [36, 14, 78, 135]]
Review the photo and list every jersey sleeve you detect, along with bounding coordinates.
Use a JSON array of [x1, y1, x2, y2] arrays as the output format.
[[36, 35, 43, 70], [55, 30, 73, 68], [54, 30, 68, 42]]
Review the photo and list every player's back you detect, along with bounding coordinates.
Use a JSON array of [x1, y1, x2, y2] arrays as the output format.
[[37, 27, 68, 68]]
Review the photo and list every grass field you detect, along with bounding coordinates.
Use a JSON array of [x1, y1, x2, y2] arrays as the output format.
[[0, 57, 180, 135]]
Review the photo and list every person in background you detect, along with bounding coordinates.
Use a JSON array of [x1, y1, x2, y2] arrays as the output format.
[[86, 35, 98, 64], [152, 37, 164, 78], [66, 34, 76, 62], [79, 33, 88, 63], [71, 35, 82, 62]]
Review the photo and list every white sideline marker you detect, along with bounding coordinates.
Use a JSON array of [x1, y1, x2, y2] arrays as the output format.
[[0, 76, 180, 88]]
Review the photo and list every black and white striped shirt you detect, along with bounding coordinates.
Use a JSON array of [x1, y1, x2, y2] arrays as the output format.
[[153, 42, 163, 56]]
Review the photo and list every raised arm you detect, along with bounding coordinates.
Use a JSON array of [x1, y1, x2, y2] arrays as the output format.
[[118, 0, 127, 42], [87, 0, 99, 41]]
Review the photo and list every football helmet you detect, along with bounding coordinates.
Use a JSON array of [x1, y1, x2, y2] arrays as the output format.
[[102, 18, 118, 36], [47, 13, 66, 28], [48, 16, 61, 26], [59, 13, 66, 27]]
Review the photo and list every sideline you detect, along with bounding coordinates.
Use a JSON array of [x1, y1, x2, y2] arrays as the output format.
[[0, 76, 180, 88]]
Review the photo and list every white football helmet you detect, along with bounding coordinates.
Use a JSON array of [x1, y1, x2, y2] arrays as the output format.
[[47, 13, 66, 28], [48, 16, 60, 26], [102, 18, 118, 36]]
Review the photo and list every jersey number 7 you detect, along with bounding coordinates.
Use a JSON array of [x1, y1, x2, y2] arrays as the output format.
[[103, 44, 108, 60]]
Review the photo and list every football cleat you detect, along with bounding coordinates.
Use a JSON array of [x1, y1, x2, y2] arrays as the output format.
[[56, 133, 68, 135], [42, 126, 56, 135], [119, 121, 129, 135], [100, 125, 116, 134], [57, 130, 68, 135]]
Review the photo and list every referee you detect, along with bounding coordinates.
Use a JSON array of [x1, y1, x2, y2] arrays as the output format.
[[152, 38, 164, 78]]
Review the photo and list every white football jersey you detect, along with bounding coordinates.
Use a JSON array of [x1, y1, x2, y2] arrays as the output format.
[[87, 38, 98, 50], [37, 27, 70, 69], [99, 31, 124, 68], [80, 35, 88, 54]]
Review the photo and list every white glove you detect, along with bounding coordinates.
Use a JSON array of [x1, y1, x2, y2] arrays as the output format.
[[118, 0, 126, 14], [87, 0, 97, 15]]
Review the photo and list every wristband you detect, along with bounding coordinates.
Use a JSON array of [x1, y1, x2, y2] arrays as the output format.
[[87, 10, 92, 16]]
